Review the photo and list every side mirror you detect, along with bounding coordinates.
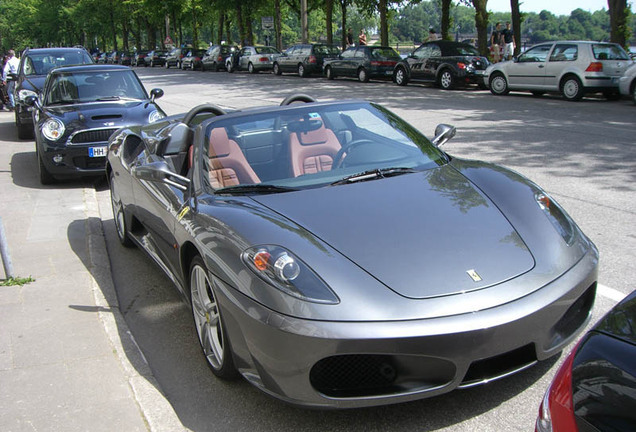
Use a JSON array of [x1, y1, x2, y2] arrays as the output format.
[[6, 73, 17, 82], [150, 88, 164, 102], [24, 95, 40, 110], [132, 161, 190, 191], [431, 124, 456, 147]]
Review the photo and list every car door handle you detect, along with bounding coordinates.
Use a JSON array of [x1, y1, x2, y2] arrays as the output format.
[[538, 65, 545, 68]]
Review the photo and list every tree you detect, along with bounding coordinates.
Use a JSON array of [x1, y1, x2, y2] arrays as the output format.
[[608, 0, 630, 47], [441, 0, 452, 40], [510, 0, 521, 56], [459, 0, 488, 55]]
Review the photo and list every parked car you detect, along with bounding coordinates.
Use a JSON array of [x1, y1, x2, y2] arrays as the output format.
[[26, 64, 165, 184], [393, 40, 490, 89], [273, 43, 340, 77], [201, 44, 237, 71], [226, 46, 281, 73], [119, 51, 132, 66], [96, 53, 108, 64], [106, 51, 121, 64], [144, 50, 168, 67], [12, 47, 94, 139], [484, 41, 633, 101], [619, 62, 636, 105], [181, 49, 207, 70], [165, 47, 186, 69], [536, 289, 635, 432], [106, 94, 598, 408], [132, 50, 148, 67], [323, 46, 401, 82]]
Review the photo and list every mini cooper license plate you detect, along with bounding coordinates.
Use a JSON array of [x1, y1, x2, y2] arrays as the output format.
[[89, 146, 108, 157]]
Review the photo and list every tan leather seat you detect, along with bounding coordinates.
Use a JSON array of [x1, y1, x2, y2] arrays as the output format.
[[289, 118, 341, 177], [208, 127, 260, 188]]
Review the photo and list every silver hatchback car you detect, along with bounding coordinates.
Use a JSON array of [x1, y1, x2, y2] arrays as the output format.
[[619, 62, 636, 104], [485, 41, 633, 101]]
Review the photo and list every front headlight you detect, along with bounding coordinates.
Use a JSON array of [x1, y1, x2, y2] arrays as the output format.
[[18, 89, 37, 102], [535, 192, 575, 245], [148, 110, 165, 123], [41, 118, 65, 141], [242, 245, 339, 304]]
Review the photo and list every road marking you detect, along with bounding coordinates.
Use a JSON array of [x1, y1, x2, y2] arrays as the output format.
[[598, 284, 626, 302]]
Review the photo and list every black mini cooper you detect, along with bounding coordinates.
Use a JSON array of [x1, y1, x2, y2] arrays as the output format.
[[26, 64, 165, 184]]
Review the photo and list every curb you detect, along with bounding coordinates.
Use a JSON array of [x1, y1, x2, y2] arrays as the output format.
[[83, 187, 187, 432]]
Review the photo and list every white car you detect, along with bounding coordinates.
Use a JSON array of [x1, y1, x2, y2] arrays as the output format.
[[619, 62, 636, 104], [484, 41, 633, 101]]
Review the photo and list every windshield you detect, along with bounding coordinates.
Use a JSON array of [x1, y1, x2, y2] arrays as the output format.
[[23, 51, 93, 76], [201, 103, 446, 193], [45, 70, 148, 105]]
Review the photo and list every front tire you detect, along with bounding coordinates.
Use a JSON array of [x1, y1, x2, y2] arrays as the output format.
[[489, 72, 509, 95], [357, 67, 369, 83], [325, 66, 335, 80], [189, 256, 238, 379], [438, 69, 455, 90], [394, 67, 408, 86], [227, 61, 234, 73], [273, 63, 282, 76], [16, 111, 33, 139], [37, 147, 55, 185], [298, 64, 308, 77], [561, 75, 584, 101], [109, 172, 134, 247]]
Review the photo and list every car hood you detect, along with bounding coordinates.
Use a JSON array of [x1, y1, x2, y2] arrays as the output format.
[[44, 100, 158, 127], [252, 165, 535, 299]]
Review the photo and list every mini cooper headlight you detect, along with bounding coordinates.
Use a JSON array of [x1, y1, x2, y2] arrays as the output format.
[[536, 192, 575, 244], [242, 245, 339, 304], [148, 110, 165, 123], [41, 118, 65, 141], [18, 89, 37, 102]]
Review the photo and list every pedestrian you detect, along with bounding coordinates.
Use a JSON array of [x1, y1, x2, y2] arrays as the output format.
[[501, 22, 515, 61], [347, 28, 354, 47], [425, 28, 439, 42], [358, 29, 367, 46], [2, 50, 20, 110], [0, 55, 8, 110], [490, 22, 502, 63]]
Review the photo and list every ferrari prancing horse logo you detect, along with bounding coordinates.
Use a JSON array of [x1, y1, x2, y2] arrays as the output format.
[[466, 269, 482, 282]]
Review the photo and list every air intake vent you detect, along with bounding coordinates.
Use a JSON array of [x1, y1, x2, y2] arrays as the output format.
[[70, 128, 118, 144]]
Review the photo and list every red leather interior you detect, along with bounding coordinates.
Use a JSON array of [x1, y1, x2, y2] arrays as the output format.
[[208, 127, 260, 188], [289, 118, 341, 176]]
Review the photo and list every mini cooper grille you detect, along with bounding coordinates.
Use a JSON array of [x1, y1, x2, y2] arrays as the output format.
[[70, 129, 118, 144], [310, 354, 397, 397]]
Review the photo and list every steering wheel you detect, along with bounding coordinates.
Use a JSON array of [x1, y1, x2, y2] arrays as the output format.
[[182, 104, 227, 126], [332, 139, 377, 169], [280, 93, 317, 106]]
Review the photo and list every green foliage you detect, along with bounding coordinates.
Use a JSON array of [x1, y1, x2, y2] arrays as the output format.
[[0, 276, 35, 287]]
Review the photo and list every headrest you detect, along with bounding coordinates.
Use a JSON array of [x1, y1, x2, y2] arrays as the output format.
[[289, 117, 328, 146], [209, 127, 231, 158]]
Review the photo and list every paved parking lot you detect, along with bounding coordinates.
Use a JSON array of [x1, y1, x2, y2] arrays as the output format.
[[93, 67, 634, 431]]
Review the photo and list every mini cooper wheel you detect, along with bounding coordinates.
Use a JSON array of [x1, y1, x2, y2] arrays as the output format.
[[357, 67, 369, 83], [561, 75, 584, 101], [110, 172, 134, 247], [189, 256, 237, 379], [438, 69, 455, 90], [394, 67, 408, 86], [489, 72, 509, 95], [273, 63, 282, 75], [37, 147, 55, 185]]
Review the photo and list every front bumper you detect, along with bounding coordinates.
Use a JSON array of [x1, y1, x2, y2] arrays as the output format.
[[39, 139, 109, 178], [215, 246, 598, 408]]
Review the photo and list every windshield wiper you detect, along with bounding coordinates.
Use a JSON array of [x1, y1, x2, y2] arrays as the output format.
[[215, 184, 299, 195], [330, 167, 417, 186], [94, 96, 121, 101]]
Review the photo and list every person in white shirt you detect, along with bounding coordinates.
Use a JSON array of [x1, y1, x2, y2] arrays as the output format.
[[2, 50, 20, 110]]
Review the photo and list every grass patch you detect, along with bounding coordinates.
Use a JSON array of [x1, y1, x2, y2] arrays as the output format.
[[0, 276, 35, 286]]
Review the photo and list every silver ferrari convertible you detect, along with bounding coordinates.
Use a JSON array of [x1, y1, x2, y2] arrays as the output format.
[[106, 94, 598, 408]]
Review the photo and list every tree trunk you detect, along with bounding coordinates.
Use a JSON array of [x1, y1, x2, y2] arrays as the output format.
[[122, 19, 129, 51], [472, 0, 489, 56], [510, 0, 521, 56], [192, 4, 199, 48], [245, 11, 254, 45], [275, 0, 282, 50], [109, 0, 118, 51], [217, 13, 224, 44], [340, 0, 348, 50], [441, 0, 452, 40], [236, 1, 245, 45], [379, 0, 388, 46], [326, 0, 333, 44], [608, 0, 628, 47], [225, 16, 232, 44]]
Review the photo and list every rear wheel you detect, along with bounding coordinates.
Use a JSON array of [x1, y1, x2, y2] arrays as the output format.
[[357, 67, 369, 83], [561, 75, 584, 101], [298, 63, 308, 77], [165, 61, 169, 69], [109, 172, 134, 247], [189, 256, 238, 379], [273, 63, 282, 76], [248, 62, 258, 74], [325, 66, 335, 80], [489, 72, 509, 95], [438, 69, 455, 90], [150, 60, 155, 67], [227, 61, 234, 73], [394, 67, 408, 86]]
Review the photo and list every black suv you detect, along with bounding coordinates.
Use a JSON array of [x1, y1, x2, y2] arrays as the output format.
[[273, 43, 340, 77], [393, 41, 489, 90], [13, 47, 93, 139]]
